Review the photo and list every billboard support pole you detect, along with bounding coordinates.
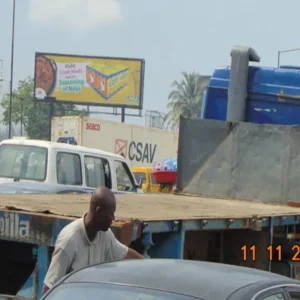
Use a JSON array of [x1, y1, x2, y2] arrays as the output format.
[[48, 97, 56, 141], [121, 107, 125, 123], [20, 97, 23, 136]]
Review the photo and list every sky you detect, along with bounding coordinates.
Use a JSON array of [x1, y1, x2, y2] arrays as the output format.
[[0, 0, 300, 126]]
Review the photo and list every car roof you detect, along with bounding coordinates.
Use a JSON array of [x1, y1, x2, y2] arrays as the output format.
[[0, 138, 124, 160], [0, 181, 91, 193], [62, 259, 299, 299]]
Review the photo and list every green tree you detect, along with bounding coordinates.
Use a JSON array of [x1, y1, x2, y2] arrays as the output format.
[[1, 77, 88, 140], [164, 72, 209, 130]]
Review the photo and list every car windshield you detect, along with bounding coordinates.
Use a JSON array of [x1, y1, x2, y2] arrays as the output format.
[[0, 144, 47, 181], [133, 172, 147, 184], [0, 187, 43, 194], [45, 283, 196, 300]]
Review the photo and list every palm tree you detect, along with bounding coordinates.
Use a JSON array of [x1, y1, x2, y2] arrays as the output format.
[[164, 72, 209, 130]]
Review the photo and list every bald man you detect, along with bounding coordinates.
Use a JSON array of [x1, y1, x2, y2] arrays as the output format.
[[43, 187, 144, 293]]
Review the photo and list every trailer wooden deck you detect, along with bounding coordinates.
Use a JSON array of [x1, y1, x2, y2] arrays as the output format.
[[1, 193, 300, 221]]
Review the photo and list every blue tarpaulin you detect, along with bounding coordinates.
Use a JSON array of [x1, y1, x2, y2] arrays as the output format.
[[153, 158, 177, 171]]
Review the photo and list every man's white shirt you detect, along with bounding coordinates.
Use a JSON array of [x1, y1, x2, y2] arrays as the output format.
[[44, 216, 128, 288]]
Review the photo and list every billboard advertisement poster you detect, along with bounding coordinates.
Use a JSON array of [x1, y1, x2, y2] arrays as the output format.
[[33, 53, 145, 109]]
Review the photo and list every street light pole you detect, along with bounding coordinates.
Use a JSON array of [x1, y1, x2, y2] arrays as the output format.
[[8, 0, 16, 139], [277, 48, 300, 67]]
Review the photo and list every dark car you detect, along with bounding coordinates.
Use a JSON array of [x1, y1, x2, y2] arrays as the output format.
[[56, 137, 78, 145], [41, 259, 300, 300], [0, 182, 93, 194]]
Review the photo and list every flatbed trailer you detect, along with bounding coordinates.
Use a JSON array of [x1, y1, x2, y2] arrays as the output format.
[[1, 193, 300, 299]]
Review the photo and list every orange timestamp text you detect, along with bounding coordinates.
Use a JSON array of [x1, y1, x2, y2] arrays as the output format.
[[241, 244, 300, 261]]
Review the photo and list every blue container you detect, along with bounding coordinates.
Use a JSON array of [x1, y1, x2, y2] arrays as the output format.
[[203, 65, 300, 125]]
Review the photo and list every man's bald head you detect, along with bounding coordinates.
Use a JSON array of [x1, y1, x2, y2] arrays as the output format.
[[89, 187, 116, 231], [90, 187, 116, 209]]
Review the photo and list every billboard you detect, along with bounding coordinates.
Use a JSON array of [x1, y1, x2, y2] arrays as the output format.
[[33, 52, 145, 109]]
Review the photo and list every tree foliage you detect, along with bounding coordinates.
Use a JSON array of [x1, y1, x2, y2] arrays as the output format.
[[164, 72, 209, 130], [1, 77, 87, 140]]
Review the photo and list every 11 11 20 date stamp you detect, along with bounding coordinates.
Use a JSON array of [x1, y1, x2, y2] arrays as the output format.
[[241, 245, 300, 261]]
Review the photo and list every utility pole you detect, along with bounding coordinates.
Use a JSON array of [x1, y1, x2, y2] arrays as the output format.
[[0, 60, 3, 96], [8, 0, 16, 139]]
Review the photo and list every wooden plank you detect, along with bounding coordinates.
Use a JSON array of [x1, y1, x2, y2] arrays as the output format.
[[1, 193, 300, 221]]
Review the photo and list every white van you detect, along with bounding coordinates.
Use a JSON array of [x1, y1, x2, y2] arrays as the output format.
[[0, 138, 139, 194]]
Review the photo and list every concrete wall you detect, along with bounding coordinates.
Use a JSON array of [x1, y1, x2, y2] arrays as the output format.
[[177, 116, 300, 204]]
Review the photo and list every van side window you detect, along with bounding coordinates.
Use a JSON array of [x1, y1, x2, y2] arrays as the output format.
[[115, 160, 134, 192], [57, 152, 82, 186], [84, 156, 112, 189]]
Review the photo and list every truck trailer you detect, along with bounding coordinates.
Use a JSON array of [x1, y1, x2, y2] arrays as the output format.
[[1, 190, 300, 299], [51, 116, 178, 168]]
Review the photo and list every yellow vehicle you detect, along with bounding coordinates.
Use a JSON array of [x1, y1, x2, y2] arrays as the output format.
[[131, 167, 160, 193], [131, 167, 174, 193]]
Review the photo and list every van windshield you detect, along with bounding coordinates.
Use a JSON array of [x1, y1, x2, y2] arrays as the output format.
[[0, 144, 48, 181]]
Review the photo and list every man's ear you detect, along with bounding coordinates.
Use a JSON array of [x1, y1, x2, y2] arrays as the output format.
[[95, 205, 101, 213]]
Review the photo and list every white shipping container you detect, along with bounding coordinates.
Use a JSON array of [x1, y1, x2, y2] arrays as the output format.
[[51, 116, 178, 167]]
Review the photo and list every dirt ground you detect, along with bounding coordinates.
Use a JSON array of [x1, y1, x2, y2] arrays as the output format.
[[1, 193, 300, 221]]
